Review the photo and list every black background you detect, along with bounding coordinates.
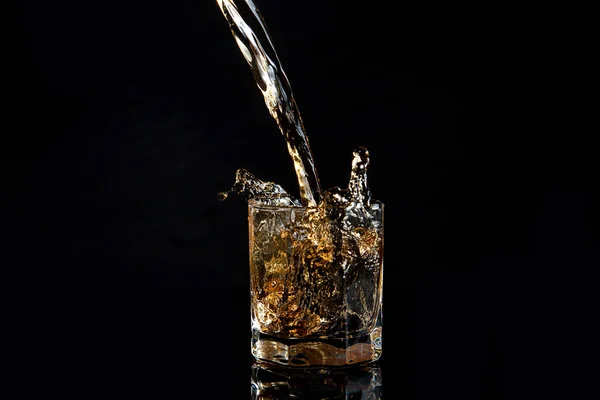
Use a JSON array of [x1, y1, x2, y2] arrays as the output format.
[[5, 0, 597, 398]]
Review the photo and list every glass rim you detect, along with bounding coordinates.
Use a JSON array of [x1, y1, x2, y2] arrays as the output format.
[[248, 198, 384, 212]]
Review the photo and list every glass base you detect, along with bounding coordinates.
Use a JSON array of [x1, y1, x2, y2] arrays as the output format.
[[251, 327, 382, 367]]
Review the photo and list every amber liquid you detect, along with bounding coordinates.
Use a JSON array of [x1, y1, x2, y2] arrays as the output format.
[[216, 1, 384, 367], [217, 0, 322, 207]]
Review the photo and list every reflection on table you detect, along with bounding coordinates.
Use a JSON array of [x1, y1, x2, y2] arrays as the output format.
[[250, 360, 383, 399]]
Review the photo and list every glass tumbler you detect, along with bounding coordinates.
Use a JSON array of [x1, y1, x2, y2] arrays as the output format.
[[248, 198, 384, 367]]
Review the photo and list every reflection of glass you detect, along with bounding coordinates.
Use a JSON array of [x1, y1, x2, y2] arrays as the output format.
[[249, 199, 384, 367], [251, 360, 383, 399]]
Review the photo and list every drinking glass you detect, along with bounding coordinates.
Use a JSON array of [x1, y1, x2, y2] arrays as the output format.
[[248, 198, 384, 367]]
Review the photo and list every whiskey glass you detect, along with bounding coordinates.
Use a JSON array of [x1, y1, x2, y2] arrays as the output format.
[[248, 198, 384, 367]]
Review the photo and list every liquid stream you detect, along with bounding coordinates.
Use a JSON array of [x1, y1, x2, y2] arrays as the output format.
[[216, 1, 383, 344]]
